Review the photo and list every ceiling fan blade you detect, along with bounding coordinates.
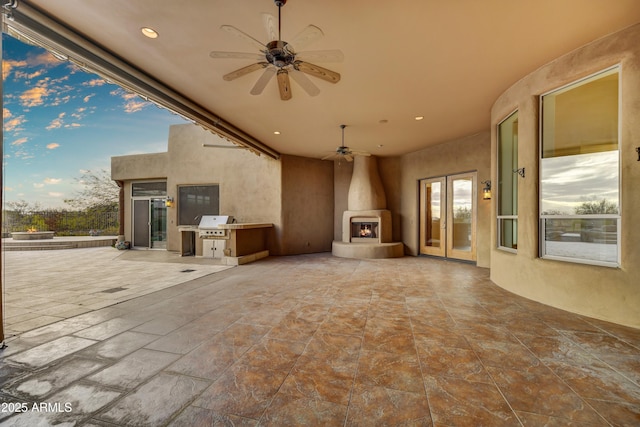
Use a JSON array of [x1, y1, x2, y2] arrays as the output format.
[[344, 154, 354, 162], [350, 150, 371, 157], [220, 25, 265, 51], [296, 61, 340, 84], [262, 13, 278, 42], [321, 153, 338, 161], [296, 50, 344, 63], [210, 51, 264, 60], [277, 70, 292, 100], [289, 69, 320, 96], [250, 67, 277, 95], [290, 25, 324, 51], [223, 63, 266, 81]]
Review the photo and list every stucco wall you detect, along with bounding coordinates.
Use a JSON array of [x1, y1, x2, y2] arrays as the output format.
[[112, 124, 335, 256], [280, 155, 334, 254], [490, 24, 640, 328], [164, 124, 282, 254], [399, 132, 492, 267]]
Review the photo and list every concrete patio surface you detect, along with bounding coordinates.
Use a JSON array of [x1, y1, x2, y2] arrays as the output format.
[[1, 246, 233, 337], [0, 253, 639, 425]]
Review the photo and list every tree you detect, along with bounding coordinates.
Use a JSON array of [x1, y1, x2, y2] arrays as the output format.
[[574, 199, 618, 215], [64, 169, 119, 211]]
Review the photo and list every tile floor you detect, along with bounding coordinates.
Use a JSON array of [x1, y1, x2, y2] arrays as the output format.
[[1, 247, 232, 336], [1, 253, 639, 426]]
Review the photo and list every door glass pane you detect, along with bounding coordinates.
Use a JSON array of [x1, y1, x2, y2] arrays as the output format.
[[425, 181, 442, 248], [451, 178, 472, 251], [151, 199, 167, 249]]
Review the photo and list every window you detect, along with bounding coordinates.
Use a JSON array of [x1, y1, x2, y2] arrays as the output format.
[[540, 68, 619, 266], [178, 185, 220, 225], [497, 111, 518, 252], [132, 182, 167, 197]]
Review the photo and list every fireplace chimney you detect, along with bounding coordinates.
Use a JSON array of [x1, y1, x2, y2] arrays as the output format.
[[348, 156, 386, 211]]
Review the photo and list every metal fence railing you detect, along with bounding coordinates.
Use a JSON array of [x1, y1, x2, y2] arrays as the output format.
[[2, 209, 119, 237]]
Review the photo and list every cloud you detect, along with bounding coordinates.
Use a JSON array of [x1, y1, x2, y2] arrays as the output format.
[[44, 178, 62, 184], [4, 114, 27, 132], [83, 78, 107, 87], [46, 112, 66, 130], [48, 192, 64, 197], [20, 86, 50, 107], [46, 143, 60, 149], [50, 95, 72, 107], [2, 59, 28, 80], [124, 99, 147, 113], [33, 183, 45, 188], [83, 94, 95, 103], [12, 137, 28, 146], [71, 107, 86, 120], [15, 69, 45, 80], [27, 51, 62, 67], [65, 123, 82, 128]]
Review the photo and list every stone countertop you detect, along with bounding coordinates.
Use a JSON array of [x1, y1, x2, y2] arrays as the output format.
[[218, 223, 273, 230]]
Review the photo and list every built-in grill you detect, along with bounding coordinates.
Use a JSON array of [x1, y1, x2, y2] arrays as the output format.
[[198, 215, 234, 239]]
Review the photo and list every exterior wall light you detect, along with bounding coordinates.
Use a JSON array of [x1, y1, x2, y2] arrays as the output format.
[[481, 180, 491, 200], [165, 197, 174, 208], [514, 167, 525, 178]]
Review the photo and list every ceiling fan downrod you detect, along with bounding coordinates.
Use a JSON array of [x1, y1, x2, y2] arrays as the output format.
[[274, 0, 287, 41]]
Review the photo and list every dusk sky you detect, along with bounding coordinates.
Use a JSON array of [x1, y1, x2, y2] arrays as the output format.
[[2, 33, 188, 209]]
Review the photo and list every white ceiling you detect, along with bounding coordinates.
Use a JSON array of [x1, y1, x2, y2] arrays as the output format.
[[25, 0, 640, 158]]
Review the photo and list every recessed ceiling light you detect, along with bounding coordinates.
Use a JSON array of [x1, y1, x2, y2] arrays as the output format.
[[379, 119, 388, 124], [141, 27, 159, 39], [415, 116, 424, 121], [273, 131, 281, 135], [377, 144, 384, 148]]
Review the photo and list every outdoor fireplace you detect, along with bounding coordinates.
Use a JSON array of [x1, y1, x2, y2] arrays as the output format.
[[332, 155, 403, 259]]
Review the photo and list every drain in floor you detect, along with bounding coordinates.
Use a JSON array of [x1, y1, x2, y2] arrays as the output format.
[[180, 269, 196, 273], [101, 286, 128, 293]]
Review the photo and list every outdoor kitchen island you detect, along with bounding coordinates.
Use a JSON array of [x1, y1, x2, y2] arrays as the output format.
[[217, 223, 273, 265]]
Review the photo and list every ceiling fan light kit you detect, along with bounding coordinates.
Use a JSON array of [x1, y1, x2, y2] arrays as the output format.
[[210, 0, 342, 100]]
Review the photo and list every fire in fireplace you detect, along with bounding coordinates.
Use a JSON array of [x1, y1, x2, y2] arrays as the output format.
[[351, 221, 379, 242]]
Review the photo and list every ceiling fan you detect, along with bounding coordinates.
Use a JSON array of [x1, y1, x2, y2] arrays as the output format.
[[322, 125, 370, 162], [210, 0, 343, 100]]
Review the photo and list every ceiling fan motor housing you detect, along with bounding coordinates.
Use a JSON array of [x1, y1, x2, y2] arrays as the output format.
[[274, 0, 287, 6], [265, 40, 295, 68]]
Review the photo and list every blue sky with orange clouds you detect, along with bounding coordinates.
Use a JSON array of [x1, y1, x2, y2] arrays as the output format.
[[3, 33, 188, 209]]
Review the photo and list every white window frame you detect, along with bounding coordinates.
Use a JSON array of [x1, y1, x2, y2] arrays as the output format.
[[497, 110, 519, 253], [538, 66, 621, 268]]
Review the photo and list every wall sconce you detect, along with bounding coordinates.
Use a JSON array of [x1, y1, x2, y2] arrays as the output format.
[[165, 197, 174, 208], [514, 167, 525, 178], [481, 180, 492, 200]]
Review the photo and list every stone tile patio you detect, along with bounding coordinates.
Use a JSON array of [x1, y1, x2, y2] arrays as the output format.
[[1, 246, 232, 336], [0, 252, 639, 426]]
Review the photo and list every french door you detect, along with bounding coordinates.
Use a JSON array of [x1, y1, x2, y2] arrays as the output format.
[[419, 172, 477, 261]]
